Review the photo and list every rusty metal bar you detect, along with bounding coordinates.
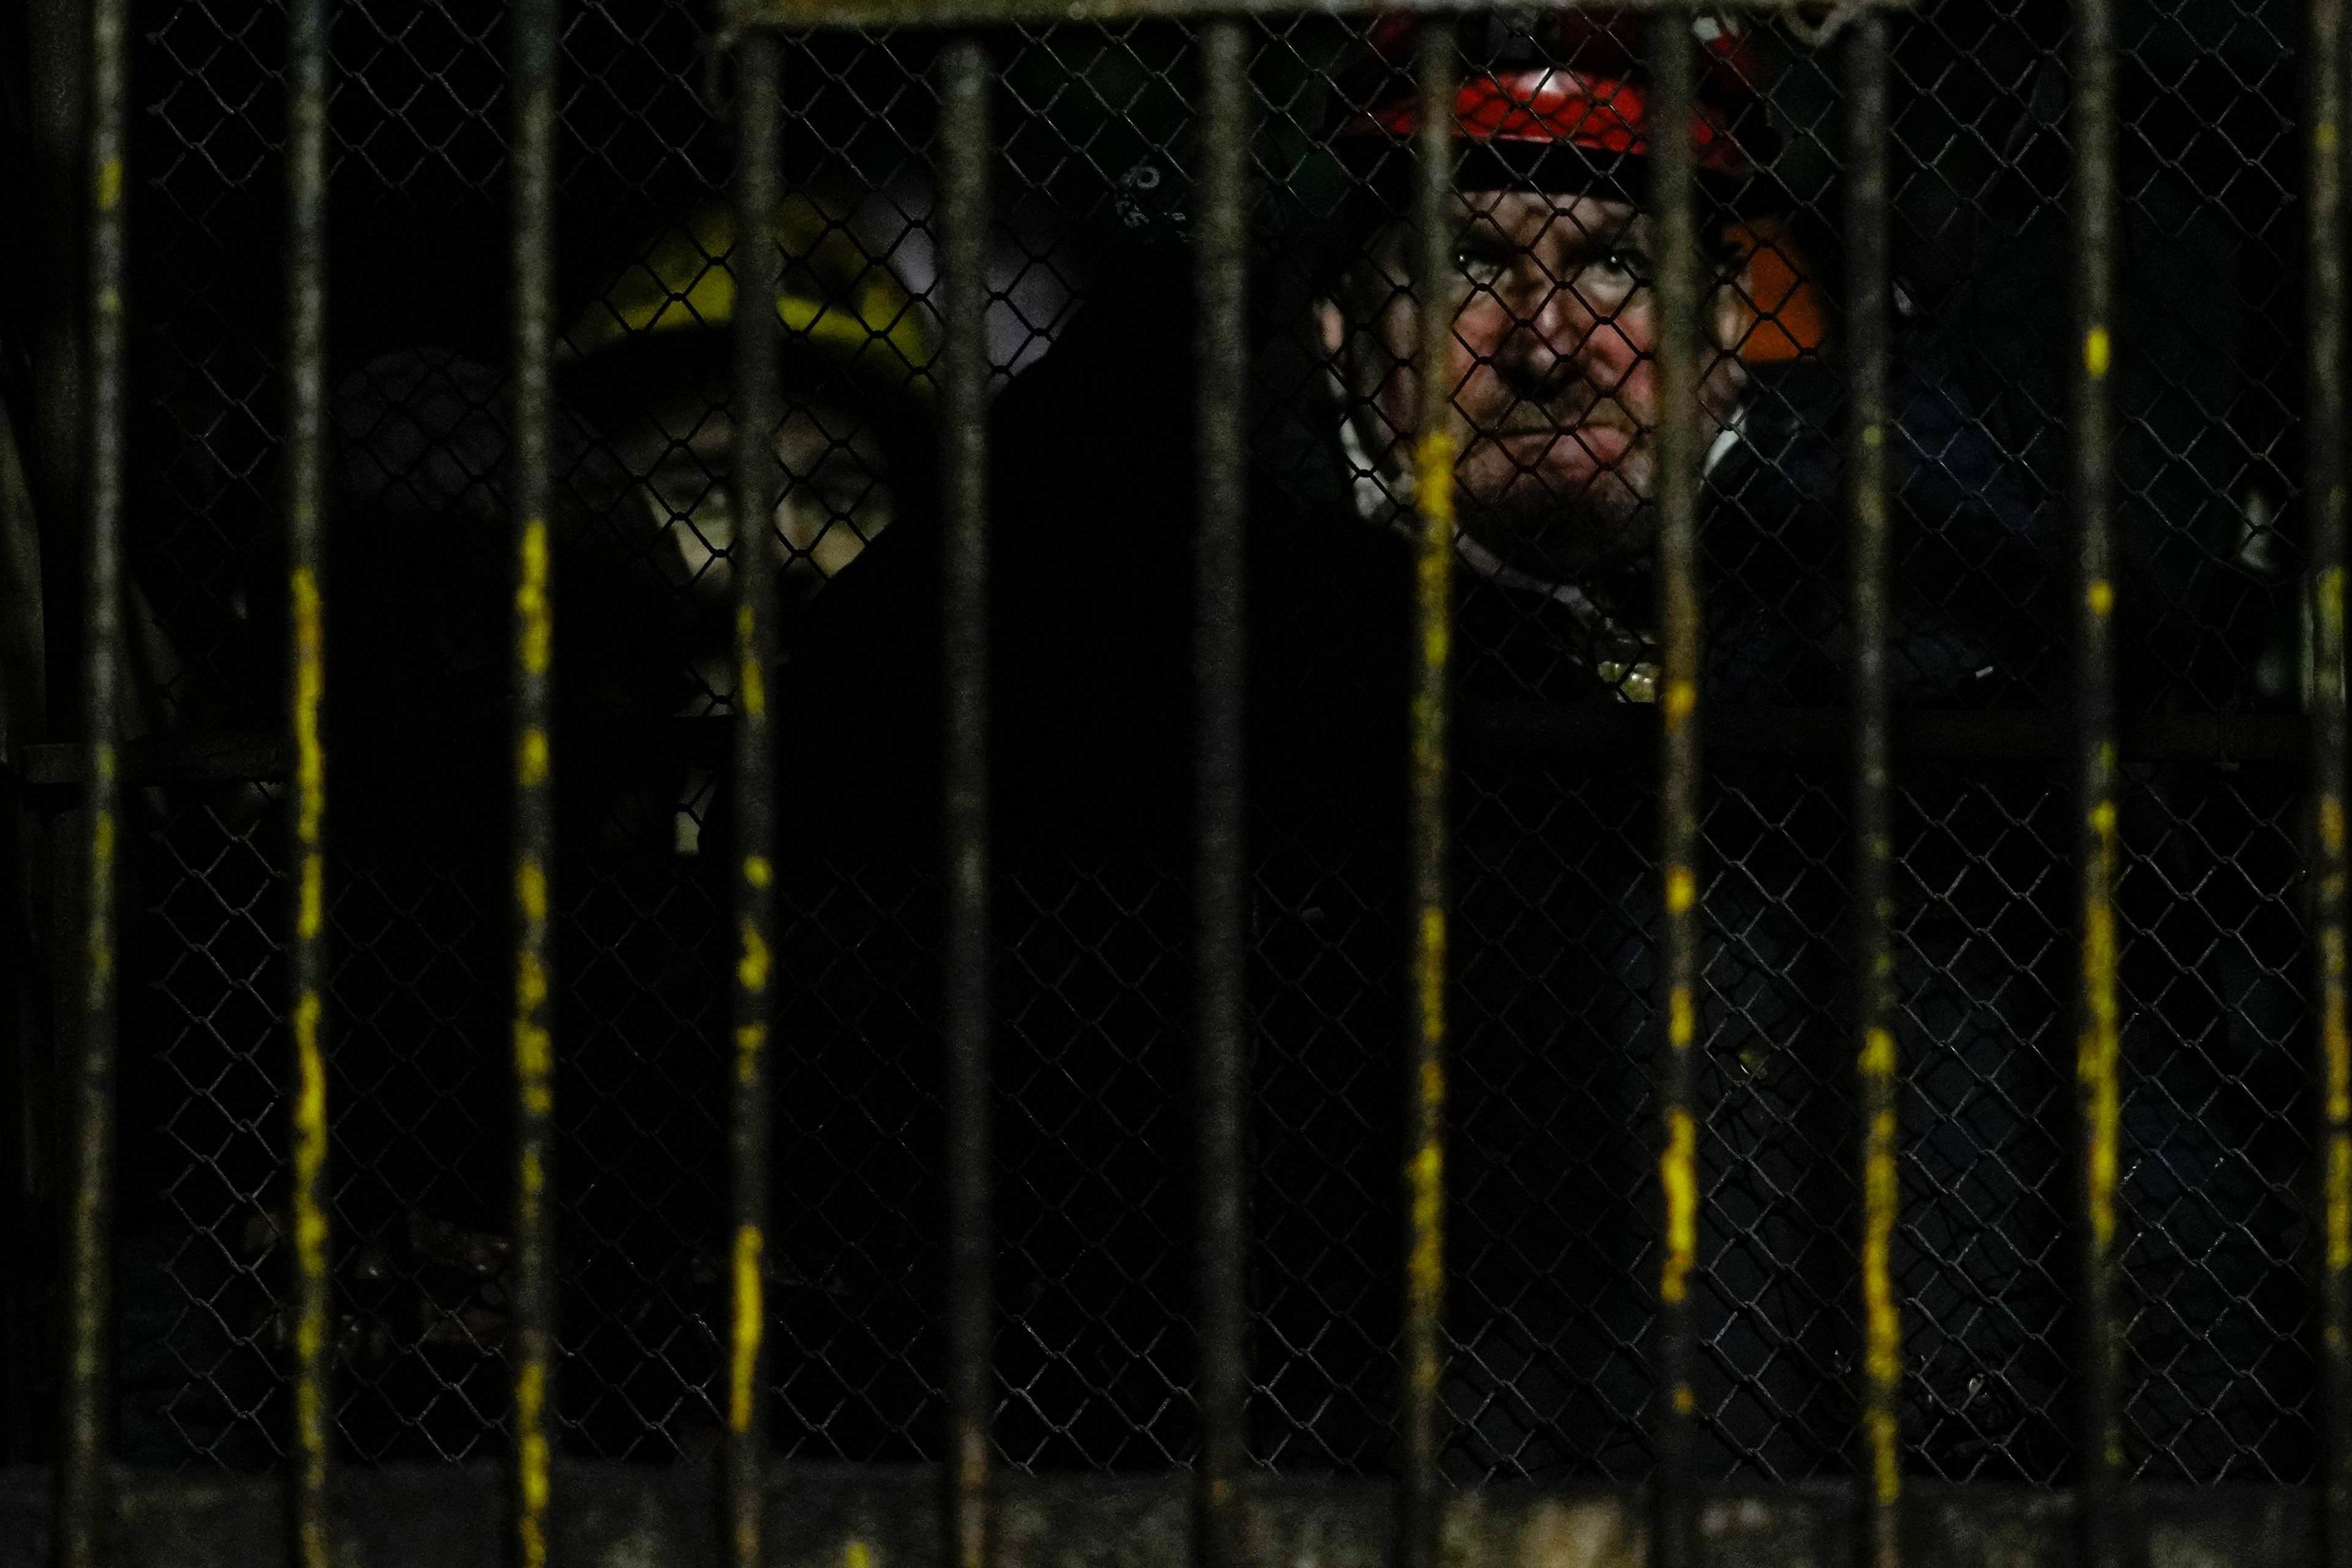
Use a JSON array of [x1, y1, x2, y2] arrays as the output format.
[[283, 0, 335, 1556], [507, 0, 561, 1558], [1648, 9, 1704, 1568], [1394, 24, 1456, 1568], [938, 36, 996, 1568], [727, 0, 1910, 36], [2310, 0, 2352, 1559], [1191, 19, 1252, 1568], [2067, 0, 2125, 1560], [1842, 15, 1901, 1568], [53, 0, 131, 1556], [722, 28, 783, 1568]]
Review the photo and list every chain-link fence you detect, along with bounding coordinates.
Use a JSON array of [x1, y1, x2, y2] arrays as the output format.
[[0, 0, 2334, 1526]]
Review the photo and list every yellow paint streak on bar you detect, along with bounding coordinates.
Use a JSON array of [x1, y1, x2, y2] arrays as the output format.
[[2080, 799, 2121, 1252], [1665, 866, 1695, 916], [517, 519, 552, 675], [88, 741, 116, 984], [845, 1541, 874, 1568], [730, 1223, 764, 1431], [1405, 1040, 1446, 1401], [1860, 1023, 1902, 1507], [1667, 982, 1694, 1050], [739, 923, 771, 995], [519, 728, 549, 788], [1413, 432, 1456, 697], [1659, 1106, 1698, 1304], [737, 602, 767, 717], [516, 1360, 551, 1568], [98, 156, 123, 210], [517, 858, 548, 923], [736, 1023, 766, 1087], [2086, 578, 2114, 620], [2084, 326, 2112, 379], [745, 854, 772, 889], [292, 983, 330, 1520], [1664, 679, 1695, 730]]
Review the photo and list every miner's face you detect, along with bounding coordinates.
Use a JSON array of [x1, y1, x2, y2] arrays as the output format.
[[1322, 188, 1750, 578]]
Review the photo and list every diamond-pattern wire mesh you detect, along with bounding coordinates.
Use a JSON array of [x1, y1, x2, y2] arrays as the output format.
[[91, 0, 2315, 1498]]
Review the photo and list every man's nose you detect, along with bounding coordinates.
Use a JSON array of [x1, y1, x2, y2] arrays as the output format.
[[1494, 276, 1619, 395]]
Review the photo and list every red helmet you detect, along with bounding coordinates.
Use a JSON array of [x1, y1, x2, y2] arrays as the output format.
[[1335, 13, 1778, 186]]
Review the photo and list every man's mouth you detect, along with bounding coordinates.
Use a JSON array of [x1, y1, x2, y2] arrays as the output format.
[[1488, 421, 1640, 470]]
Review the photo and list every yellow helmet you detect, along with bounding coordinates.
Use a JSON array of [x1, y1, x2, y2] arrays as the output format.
[[565, 190, 931, 398]]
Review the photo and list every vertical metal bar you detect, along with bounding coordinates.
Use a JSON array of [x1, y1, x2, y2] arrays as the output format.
[[722, 28, 782, 1568], [1648, 9, 1704, 1568], [53, 0, 130, 1556], [937, 37, 995, 1568], [1191, 20, 1251, 1568], [284, 0, 335, 1557], [2067, 0, 2125, 1561], [2309, 0, 2352, 1559], [1395, 26, 1455, 1568], [1842, 17, 1901, 1568], [507, 0, 560, 1560]]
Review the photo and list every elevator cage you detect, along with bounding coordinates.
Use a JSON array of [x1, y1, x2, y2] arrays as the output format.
[[2, 0, 2350, 1564]]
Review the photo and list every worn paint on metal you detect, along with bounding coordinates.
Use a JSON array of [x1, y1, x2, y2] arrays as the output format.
[[517, 1360, 551, 1568], [2068, 0, 2127, 1552], [2079, 798, 2121, 1254], [1658, 1106, 1697, 1306], [1860, 1031, 1901, 1507], [1842, 23, 1903, 1554], [731, 1223, 766, 1431], [722, 33, 783, 1568], [58, 0, 133, 1559], [937, 40, 997, 1568], [1395, 32, 1458, 1568], [2308, 6, 2352, 1556], [518, 519, 552, 673], [738, 600, 767, 717], [1188, 33, 1254, 1568]]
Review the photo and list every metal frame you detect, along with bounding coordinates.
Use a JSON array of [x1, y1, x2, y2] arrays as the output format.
[[46, 0, 2351, 1566]]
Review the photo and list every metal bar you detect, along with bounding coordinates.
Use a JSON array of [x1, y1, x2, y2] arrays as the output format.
[[507, 0, 561, 1559], [283, 0, 335, 1556], [55, 0, 131, 1553], [1191, 20, 1251, 1568], [722, 29, 783, 1568], [728, 0, 1913, 37], [1842, 15, 1901, 1568], [1395, 26, 1456, 1568], [1648, 10, 1704, 1568], [2067, 0, 2125, 1560], [2309, 0, 2352, 1558], [938, 37, 995, 1568]]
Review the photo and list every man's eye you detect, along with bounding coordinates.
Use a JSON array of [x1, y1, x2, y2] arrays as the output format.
[[1455, 249, 1508, 288], [1602, 249, 1653, 284]]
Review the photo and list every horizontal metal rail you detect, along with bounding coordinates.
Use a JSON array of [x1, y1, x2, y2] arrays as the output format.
[[727, 0, 1912, 31], [0, 1464, 2334, 1567], [12, 706, 2318, 791]]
